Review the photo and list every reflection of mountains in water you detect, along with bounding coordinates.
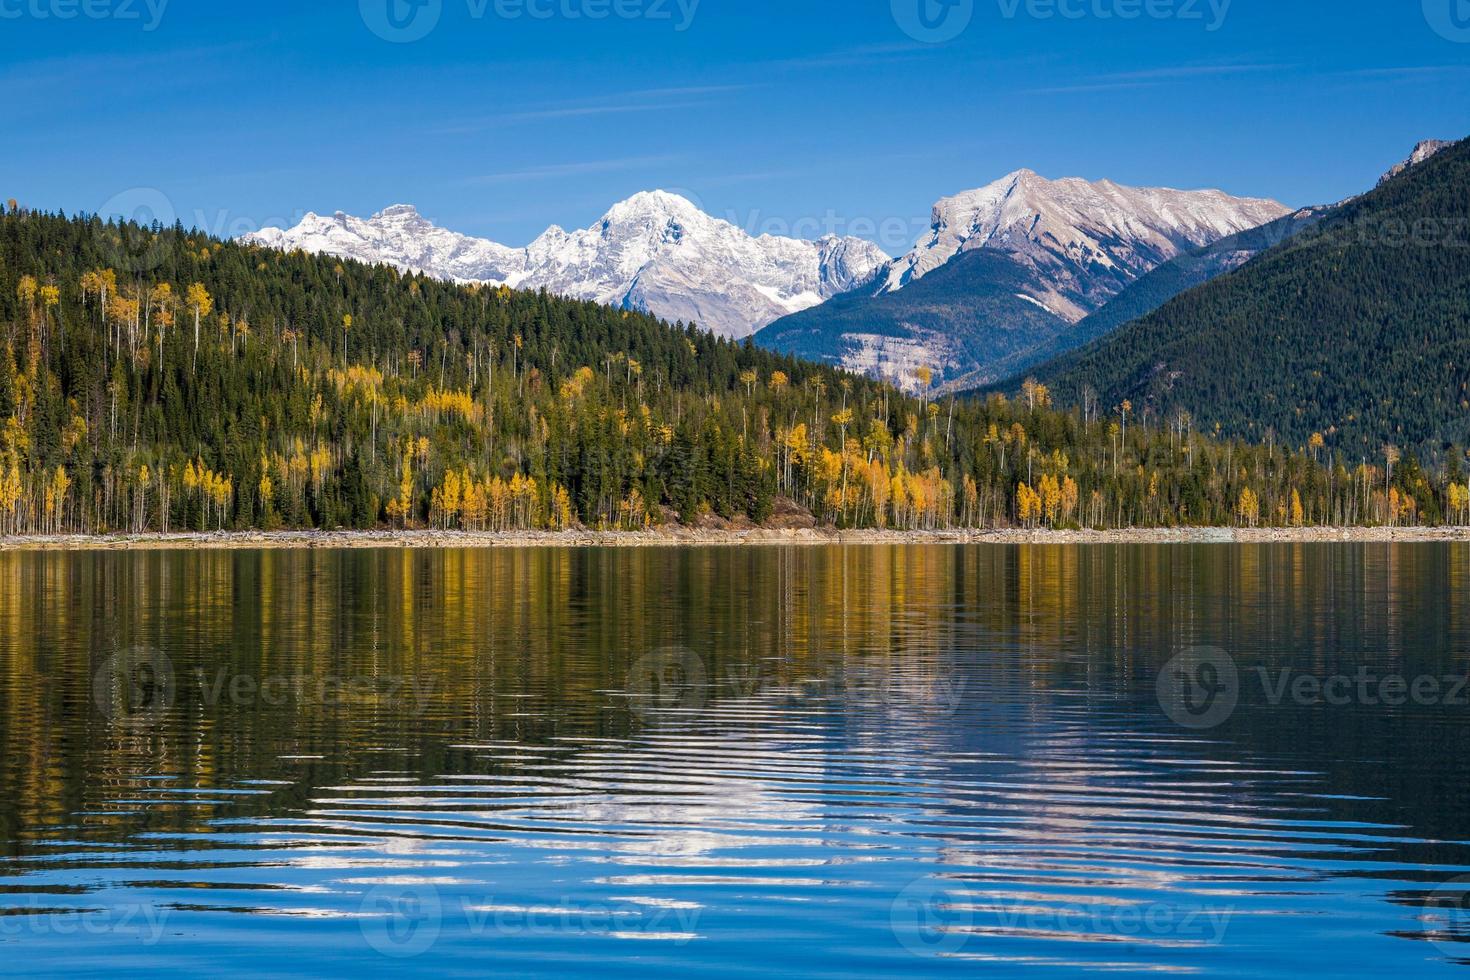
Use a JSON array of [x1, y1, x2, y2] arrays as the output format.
[[3, 544, 1470, 974]]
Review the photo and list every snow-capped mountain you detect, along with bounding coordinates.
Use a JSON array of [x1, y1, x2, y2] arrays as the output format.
[[245, 204, 527, 284], [880, 169, 1290, 321], [243, 192, 890, 340], [755, 170, 1289, 391]]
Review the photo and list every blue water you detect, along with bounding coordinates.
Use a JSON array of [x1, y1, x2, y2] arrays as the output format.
[[1, 544, 1468, 976]]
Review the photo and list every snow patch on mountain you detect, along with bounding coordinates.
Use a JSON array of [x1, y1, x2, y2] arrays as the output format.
[[243, 192, 891, 340], [880, 169, 1289, 322]]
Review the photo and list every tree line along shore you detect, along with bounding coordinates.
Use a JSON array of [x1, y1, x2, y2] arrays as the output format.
[[2, 204, 1469, 540]]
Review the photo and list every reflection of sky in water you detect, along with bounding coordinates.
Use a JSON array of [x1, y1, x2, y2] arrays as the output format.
[[0, 544, 1469, 975]]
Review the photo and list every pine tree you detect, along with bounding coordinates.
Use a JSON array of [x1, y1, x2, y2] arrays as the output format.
[[0, 344, 15, 421]]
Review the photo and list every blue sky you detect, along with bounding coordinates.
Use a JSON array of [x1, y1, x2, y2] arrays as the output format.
[[1, 0, 1466, 254]]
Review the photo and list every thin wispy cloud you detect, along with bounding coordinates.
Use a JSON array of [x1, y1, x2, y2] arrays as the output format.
[[1022, 62, 1292, 95], [0, 40, 262, 93], [766, 42, 934, 71], [434, 102, 708, 133], [1096, 63, 1292, 81], [456, 154, 688, 186], [1332, 65, 1470, 79], [696, 170, 813, 188], [602, 84, 757, 99], [432, 85, 757, 134]]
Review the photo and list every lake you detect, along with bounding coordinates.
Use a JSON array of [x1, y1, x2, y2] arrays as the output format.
[[2, 544, 1469, 976]]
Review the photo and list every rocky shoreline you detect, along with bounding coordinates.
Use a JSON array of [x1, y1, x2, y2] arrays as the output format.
[[3, 525, 1470, 551]]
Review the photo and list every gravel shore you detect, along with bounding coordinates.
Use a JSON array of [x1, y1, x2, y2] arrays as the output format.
[[3, 525, 1470, 551]]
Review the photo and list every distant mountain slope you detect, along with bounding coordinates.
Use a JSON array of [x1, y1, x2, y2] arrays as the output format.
[[244, 192, 890, 340], [752, 249, 1070, 389], [755, 169, 1287, 389], [1378, 139, 1453, 185], [964, 140, 1457, 393], [1018, 136, 1470, 454], [949, 205, 1334, 390], [881, 168, 1289, 317]]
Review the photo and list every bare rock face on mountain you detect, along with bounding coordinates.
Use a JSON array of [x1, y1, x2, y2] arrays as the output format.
[[755, 170, 1288, 390], [243, 192, 890, 340], [881, 169, 1290, 322], [1379, 140, 1453, 185]]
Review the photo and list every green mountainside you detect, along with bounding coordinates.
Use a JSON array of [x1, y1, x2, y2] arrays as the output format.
[[1017, 137, 1470, 457], [0, 203, 1464, 535]]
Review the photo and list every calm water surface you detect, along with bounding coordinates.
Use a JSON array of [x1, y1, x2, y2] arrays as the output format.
[[2, 544, 1470, 976]]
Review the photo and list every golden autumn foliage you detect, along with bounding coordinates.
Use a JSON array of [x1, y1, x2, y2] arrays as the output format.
[[4, 242, 1469, 539]]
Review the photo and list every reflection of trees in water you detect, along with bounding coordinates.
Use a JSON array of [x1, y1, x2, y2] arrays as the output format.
[[0, 544, 1468, 855]]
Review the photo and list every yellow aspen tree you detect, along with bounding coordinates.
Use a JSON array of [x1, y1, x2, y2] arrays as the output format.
[[1238, 488, 1260, 527], [1061, 476, 1079, 525], [186, 283, 213, 366], [16, 276, 37, 325]]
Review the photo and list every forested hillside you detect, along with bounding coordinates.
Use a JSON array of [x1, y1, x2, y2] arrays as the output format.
[[1, 203, 1466, 536], [961, 204, 1334, 391], [753, 249, 1069, 389], [1019, 136, 1470, 456]]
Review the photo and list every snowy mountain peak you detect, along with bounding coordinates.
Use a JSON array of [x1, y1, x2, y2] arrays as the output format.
[[369, 204, 436, 228], [606, 189, 705, 218], [591, 191, 712, 246], [243, 193, 890, 339], [882, 169, 1289, 320]]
